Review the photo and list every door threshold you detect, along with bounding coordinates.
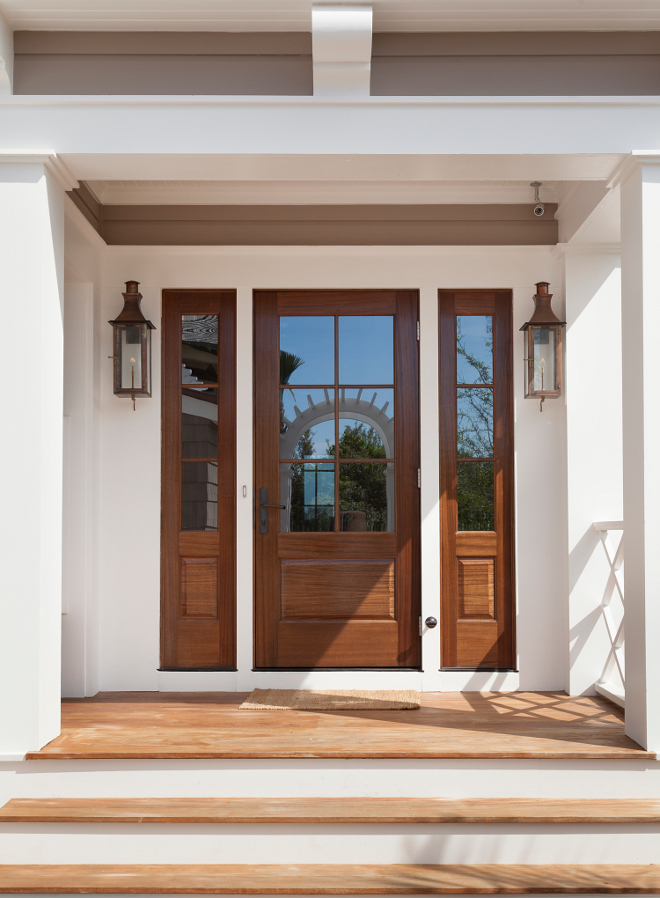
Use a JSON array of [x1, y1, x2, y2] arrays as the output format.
[[253, 667, 423, 673]]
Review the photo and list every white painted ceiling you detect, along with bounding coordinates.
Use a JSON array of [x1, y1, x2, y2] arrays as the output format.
[[2, 1, 659, 33]]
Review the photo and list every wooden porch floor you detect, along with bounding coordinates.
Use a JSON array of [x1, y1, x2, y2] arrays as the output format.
[[26, 692, 654, 760]]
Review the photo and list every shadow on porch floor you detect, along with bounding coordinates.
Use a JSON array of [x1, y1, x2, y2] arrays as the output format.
[[27, 692, 654, 760]]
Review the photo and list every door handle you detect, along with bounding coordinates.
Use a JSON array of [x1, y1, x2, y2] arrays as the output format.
[[259, 488, 285, 534]]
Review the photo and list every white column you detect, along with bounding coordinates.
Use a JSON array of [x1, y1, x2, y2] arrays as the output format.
[[0, 8, 13, 95], [620, 155, 660, 752], [0, 156, 73, 756], [564, 247, 622, 696]]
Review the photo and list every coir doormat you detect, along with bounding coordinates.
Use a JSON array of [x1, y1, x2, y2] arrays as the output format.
[[239, 688, 420, 710]]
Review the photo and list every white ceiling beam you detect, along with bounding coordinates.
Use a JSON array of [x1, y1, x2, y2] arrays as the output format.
[[0, 9, 13, 96], [312, 5, 372, 98]]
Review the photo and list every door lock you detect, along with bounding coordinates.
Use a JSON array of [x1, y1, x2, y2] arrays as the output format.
[[259, 488, 286, 534]]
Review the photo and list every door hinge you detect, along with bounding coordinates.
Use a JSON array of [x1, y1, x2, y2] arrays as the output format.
[[417, 468, 421, 488], [417, 320, 420, 341]]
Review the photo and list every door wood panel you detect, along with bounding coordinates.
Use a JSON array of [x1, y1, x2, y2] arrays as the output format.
[[161, 290, 236, 670], [439, 289, 515, 669], [254, 289, 420, 669]]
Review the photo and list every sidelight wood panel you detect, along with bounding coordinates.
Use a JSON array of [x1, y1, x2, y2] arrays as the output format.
[[161, 290, 236, 670], [254, 290, 420, 669], [439, 289, 515, 669]]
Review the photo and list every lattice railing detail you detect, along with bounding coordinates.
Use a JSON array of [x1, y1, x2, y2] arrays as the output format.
[[593, 521, 625, 708]]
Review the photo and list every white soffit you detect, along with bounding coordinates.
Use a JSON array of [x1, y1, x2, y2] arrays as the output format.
[[1, 1, 659, 32], [85, 179, 563, 205]]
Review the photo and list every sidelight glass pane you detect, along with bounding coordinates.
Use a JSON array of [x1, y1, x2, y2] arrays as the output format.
[[280, 388, 335, 459], [339, 462, 393, 532], [457, 387, 493, 459], [338, 316, 394, 385], [457, 461, 494, 531], [182, 314, 218, 383], [532, 327, 557, 391], [339, 388, 394, 458], [280, 317, 334, 385], [281, 462, 335, 532], [456, 315, 493, 385], [181, 461, 218, 531], [182, 389, 218, 459]]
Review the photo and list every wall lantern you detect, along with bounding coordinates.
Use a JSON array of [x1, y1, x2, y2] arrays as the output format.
[[108, 281, 155, 410], [520, 281, 565, 411]]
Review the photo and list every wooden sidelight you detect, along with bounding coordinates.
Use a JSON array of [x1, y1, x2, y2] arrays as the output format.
[[439, 290, 515, 669], [254, 290, 420, 669], [161, 290, 236, 669]]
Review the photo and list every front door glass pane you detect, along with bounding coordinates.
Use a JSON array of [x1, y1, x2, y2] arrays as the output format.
[[182, 314, 218, 383], [280, 388, 335, 458], [281, 462, 335, 532], [339, 462, 393, 532], [339, 388, 394, 458], [456, 315, 493, 385], [338, 316, 394, 385], [280, 316, 334, 385]]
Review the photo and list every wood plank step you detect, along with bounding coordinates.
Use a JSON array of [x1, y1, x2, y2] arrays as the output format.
[[1, 864, 660, 894], [2, 797, 660, 824]]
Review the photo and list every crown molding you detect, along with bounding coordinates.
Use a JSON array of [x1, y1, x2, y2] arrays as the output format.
[[0, 152, 79, 191], [608, 150, 660, 191]]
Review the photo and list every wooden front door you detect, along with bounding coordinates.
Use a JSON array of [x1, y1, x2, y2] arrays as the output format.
[[254, 290, 420, 669], [439, 290, 515, 669], [161, 290, 236, 669]]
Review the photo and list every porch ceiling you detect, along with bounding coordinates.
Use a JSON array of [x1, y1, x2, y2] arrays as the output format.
[[2, 0, 659, 33], [86, 178, 565, 206]]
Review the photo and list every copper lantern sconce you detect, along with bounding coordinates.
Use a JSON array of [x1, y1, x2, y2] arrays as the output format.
[[520, 281, 565, 411], [108, 281, 155, 410]]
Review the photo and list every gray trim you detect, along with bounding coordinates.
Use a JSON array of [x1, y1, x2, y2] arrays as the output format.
[[371, 32, 660, 56], [14, 31, 312, 55], [67, 190, 558, 246]]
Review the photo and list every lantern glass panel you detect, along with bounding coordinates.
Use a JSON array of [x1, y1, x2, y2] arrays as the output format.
[[530, 326, 557, 393], [119, 326, 143, 391]]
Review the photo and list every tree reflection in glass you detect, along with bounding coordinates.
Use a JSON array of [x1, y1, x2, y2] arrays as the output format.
[[456, 315, 495, 531]]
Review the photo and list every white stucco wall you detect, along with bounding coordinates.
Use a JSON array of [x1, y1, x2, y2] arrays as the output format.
[[59, 242, 569, 694]]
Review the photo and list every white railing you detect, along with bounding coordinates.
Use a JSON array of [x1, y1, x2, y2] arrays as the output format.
[[592, 521, 625, 708]]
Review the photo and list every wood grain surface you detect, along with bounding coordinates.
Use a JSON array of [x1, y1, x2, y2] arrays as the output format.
[[2, 797, 660, 824], [24, 692, 653, 760], [1, 864, 660, 893]]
